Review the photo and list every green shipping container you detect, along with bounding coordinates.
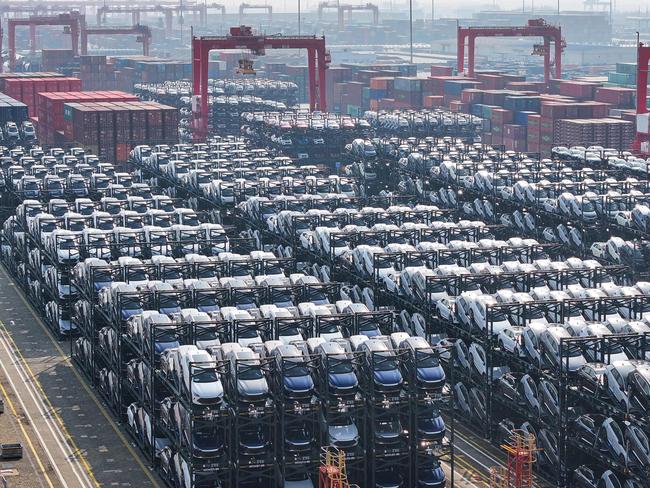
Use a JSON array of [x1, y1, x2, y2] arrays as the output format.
[[615, 63, 637, 75], [608, 72, 636, 85]]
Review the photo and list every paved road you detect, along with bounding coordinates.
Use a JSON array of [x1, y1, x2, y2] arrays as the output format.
[[0, 265, 160, 488]]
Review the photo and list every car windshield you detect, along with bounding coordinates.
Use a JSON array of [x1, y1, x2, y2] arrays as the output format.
[[319, 322, 340, 334], [374, 354, 398, 371], [156, 328, 178, 343], [197, 267, 217, 279], [237, 364, 263, 380], [197, 296, 218, 307], [122, 297, 142, 310], [127, 270, 147, 282], [284, 361, 310, 377], [59, 238, 77, 249], [237, 327, 259, 339], [42, 222, 57, 233], [415, 351, 439, 368], [193, 369, 218, 383], [582, 200, 595, 212], [159, 296, 179, 309], [329, 360, 353, 374], [162, 269, 181, 280], [94, 271, 111, 283]]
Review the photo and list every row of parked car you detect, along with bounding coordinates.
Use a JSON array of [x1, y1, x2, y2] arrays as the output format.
[[124, 139, 455, 487]]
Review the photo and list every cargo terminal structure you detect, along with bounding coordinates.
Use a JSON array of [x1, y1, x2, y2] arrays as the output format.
[[0, 3, 649, 488]]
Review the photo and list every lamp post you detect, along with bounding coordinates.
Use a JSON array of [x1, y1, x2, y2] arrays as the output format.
[[409, 0, 413, 63]]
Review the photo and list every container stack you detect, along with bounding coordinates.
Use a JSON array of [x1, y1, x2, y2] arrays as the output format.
[[36, 91, 139, 144], [0, 93, 29, 125], [607, 62, 637, 86], [41, 49, 76, 71], [62, 100, 178, 163], [78, 55, 119, 91], [0, 75, 82, 117]]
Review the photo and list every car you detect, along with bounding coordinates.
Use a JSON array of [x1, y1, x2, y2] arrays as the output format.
[[536, 428, 559, 468], [400, 336, 445, 392], [314, 341, 359, 397], [538, 379, 559, 418], [357, 339, 403, 393], [574, 414, 606, 447], [496, 372, 520, 403], [597, 417, 628, 466], [517, 374, 540, 416], [454, 382, 471, 418], [573, 465, 598, 488], [322, 414, 359, 448], [624, 421, 650, 467]]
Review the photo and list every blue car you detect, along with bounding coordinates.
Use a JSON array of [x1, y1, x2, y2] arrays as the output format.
[[359, 339, 403, 393], [316, 341, 359, 397], [401, 336, 446, 392], [275, 344, 315, 399], [417, 466, 446, 487]]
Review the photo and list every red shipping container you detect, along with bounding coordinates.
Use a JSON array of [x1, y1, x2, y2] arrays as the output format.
[[430, 65, 453, 76]]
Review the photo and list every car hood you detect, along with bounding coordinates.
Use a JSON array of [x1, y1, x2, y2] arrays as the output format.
[[155, 340, 180, 354], [284, 375, 314, 393], [328, 423, 358, 442], [237, 377, 268, 396], [328, 372, 358, 389], [193, 434, 223, 452], [417, 366, 445, 383], [192, 380, 224, 400], [374, 368, 403, 386], [419, 415, 445, 434]]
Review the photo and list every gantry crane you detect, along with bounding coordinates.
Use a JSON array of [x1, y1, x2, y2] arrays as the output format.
[[192, 25, 330, 138], [97, 5, 173, 35], [80, 24, 152, 56], [5, 12, 82, 72], [239, 3, 272, 22], [317, 2, 379, 28], [206, 3, 227, 17], [318, 448, 360, 488], [634, 42, 650, 154], [489, 430, 540, 488], [457, 18, 565, 84]]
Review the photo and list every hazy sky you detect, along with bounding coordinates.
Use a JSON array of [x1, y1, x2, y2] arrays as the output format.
[[259, 0, 645, 16]]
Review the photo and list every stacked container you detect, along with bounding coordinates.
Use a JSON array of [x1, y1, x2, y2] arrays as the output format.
[[63, 101, 178, 163], [0, 93, 29, 125], [37, 91, 139, 144], [1, 77, 82, 117]]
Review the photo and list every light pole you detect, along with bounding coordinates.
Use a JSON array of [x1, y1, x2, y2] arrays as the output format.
[[298, 0, 301, 35], [409, 0, 413, 63]]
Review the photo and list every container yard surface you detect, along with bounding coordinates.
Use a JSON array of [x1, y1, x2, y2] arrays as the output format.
[[0, 265, 159, 488]]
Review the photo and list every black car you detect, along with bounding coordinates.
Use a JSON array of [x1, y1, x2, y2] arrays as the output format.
[[573, 414, 606, 447], [577, 362, 608, 396], [573, 465, 597, 488], [624, 422, 650, 468], [496, 372, 520, 403]]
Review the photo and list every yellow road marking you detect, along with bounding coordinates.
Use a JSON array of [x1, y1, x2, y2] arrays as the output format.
[[0, 380, 56, 488], [2, 267, 159, 487]]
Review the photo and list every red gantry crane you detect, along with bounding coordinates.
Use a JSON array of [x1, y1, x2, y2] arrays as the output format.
[[80, 24, 152, 56], [634, 42, 650, 154], [238, 3, 272, 22], [457, 18, 565, 84], [6, 12, 82, 72], [192, 25, 330, 139]]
